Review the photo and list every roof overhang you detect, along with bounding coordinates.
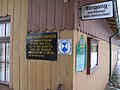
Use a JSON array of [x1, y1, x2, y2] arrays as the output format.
[[96, 0, 120, 39], [107, 0, 119, 33]]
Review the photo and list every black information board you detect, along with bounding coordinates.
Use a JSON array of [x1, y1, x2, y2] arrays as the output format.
[[26, 32, 57, 61]]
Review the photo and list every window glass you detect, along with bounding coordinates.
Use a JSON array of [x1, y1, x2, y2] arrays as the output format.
[[0, 63, 5, 81], [0, 43, 5, 62], [6, 23, 10, 36], [87, 37, 99, 75], [6, 63, 10, 82], [0, 24, 5, 37], [117, 0, 120, 22], [6, 43, 10, 62], [0, 19, 10, 83], [90, 44, 98, 69]]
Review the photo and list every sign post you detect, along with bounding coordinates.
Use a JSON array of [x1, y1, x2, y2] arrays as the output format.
[[81, 1, 113, 20]]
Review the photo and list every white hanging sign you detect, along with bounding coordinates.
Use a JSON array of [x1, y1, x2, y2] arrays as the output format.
[[81, 1, 113, 20]]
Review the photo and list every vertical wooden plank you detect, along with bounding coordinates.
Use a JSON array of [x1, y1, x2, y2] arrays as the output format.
[[31, 0, 40, 32], [28, 61, 37, 90], [10, 15, 14, 88], [79, 0, 83, 31], [59, 30, 73, 90], [43, 61, 51, 90], [8, 0, 14, 15], [13, 0, 21, 90], [87, 21, 90, 34], [78, 0, 81, 31], [74, 0, 79, 29], [9, 16, 14, 89], [104, 41, 108, 89], [47, 0, 55, 30], [59, 57, 72, 90], [72, 28, 115, 90], [73, 30, 78, 90], [51, 62, 57, 90], [0, 0, 2, 16], [9, 0, 15, 88], [37, 61, 44, 90], [82, 0, 86, 33], [20, 0, 28, 90], [55, 0, 63, 30], [62, 4, 65, 29], [28, 0, 32, 33], [2, 0, 8, 16], [65, 0, 74, 29], [40, 0, 47, 31]]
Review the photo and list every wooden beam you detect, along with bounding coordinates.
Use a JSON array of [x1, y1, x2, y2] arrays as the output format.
[[111, 28, 117, 31], [108, 23, 116, 26], [109, 25, 117, 28]]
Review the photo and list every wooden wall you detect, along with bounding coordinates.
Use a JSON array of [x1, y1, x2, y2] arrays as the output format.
[[74, 0, 116, 42], [0, 0, 28, 90], [73, 30, 118, 90], [28, 0, 74, 32], [0, 0, 118, 90], [72, 1, 118, 89], [0, 1, 74, 90]]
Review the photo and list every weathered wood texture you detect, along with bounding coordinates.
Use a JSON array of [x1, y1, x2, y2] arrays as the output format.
[[0, 0, 74, 90], [0, 0, 118, 90], [75, 0, 116, 43], [28, 0, 74, 32], [73, 30, 118, 90], [28, 0, 116, 42], [0, 0, 28, 90], [27, 30, 74, 90]]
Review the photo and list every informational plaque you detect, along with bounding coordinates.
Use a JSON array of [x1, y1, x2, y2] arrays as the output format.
[[26, 32, 57, 61], [76, 35, 86, 73]]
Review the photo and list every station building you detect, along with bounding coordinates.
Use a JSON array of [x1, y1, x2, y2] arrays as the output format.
[[0, 0, 119, 90]]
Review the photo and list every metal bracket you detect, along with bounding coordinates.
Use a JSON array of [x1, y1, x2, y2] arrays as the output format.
[[78, 1, 82, 18]]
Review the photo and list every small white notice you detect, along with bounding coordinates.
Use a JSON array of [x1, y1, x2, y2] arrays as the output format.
[[58, 39, 72, 55], [81, 1, 113, 20]]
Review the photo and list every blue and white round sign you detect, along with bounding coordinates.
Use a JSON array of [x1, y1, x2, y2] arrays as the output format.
[[58, 39, 72, 55]]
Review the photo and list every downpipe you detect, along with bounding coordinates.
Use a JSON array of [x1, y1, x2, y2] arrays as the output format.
[[109, 31, 119, 86]]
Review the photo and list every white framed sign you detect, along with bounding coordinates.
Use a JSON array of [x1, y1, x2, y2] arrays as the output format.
[[81, 1, 113, 20], [58, 39, 72, 55]]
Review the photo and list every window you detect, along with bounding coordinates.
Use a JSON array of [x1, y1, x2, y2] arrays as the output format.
[[87, 37, 98, 75], [0, 17, 10, 84]]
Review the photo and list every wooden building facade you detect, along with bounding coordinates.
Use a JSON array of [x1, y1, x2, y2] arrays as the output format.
[[0, 0, 118, 90]]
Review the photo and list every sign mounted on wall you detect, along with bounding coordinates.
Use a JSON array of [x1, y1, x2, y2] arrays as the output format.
[[76, 35, 86, 73], [58, 39, 72, 55], [81, 1, 113, 20], [26, 32, 57, 61]]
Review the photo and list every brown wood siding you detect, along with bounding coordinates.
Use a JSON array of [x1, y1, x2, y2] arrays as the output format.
[[28, 0, 74, 32], [75, 0, 116, 42], [40, 0, 47, 31], [31, 0, 40, 32], [0, 0, 118, 90], [47, 0, 55, 30], [73, 30, 118, 90]]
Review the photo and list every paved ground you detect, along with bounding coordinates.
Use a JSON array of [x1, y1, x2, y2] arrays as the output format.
[[105, 60, 120, 90], [0, 84, 12, 90]]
